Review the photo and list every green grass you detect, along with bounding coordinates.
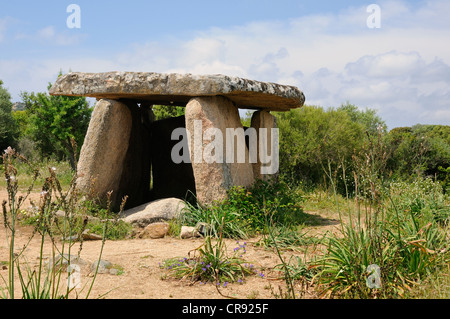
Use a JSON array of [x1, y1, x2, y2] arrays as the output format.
[[1, 149, 124, 299], [406, 264, 450, 299], [180, 180, 306, 239], [0, 159, 73, 191], [160, 236, 259, 285], [256, 224, 322, 252], [309, 177, 450, 299]]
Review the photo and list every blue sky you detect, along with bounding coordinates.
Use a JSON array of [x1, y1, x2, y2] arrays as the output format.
[[1, 0, 449, 129]]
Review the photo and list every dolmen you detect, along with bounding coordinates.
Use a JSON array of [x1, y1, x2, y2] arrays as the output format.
[[49, 72, 305, 210]]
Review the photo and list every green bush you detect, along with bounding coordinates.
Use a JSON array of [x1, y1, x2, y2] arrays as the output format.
[[389, 178, 450, 225], [160, 236, 257, 285], [274, 104, 386, 194], [385, 125, 450, 183], [314, 178, 450, 299], [181, 179, 305, 239]]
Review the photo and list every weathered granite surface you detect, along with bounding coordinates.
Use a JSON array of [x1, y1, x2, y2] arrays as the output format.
[[49, 72, 305, 111]]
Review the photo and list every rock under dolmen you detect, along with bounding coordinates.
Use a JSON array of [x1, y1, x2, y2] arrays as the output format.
[[49, 71, 304, 210]]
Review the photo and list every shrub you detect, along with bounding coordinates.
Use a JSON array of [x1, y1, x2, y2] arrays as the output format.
[[313, 178, 449, 299], [181, 179, 305, 239], [160, 236, 259, 287], [389, 178, 449, 225]]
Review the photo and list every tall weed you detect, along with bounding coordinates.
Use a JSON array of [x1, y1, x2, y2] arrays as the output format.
[[0, 146, 124, 299], [314, 130, 450, 298]]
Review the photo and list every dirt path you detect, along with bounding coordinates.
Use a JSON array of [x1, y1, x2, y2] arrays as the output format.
[[0, 189, 339, 299]]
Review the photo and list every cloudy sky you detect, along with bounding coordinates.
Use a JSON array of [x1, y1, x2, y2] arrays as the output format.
[[1, 0, 449, 129]]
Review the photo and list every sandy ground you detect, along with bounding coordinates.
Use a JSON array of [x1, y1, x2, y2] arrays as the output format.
[[0, 189, 340, 299]]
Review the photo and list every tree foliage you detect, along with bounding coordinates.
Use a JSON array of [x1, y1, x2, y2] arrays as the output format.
[[385, 124, 450, 183], [274, 105, 375, 190], [19, 80, 92, 169], [0, 80, 18, 153], [152, 105, 185, 121], [274, 104, 449, 193]]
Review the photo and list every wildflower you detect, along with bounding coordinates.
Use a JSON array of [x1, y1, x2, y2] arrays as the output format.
[[202, 268, 206, 272], [223, 282, 228, 287], [4, 146, 13, 155], [238, 279, 243, 284]]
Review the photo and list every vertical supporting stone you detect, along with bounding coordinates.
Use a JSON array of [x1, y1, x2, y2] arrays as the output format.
[[185, 96, 254, 205], [76, 99, 132, 207], [250, 110, 279, 182]]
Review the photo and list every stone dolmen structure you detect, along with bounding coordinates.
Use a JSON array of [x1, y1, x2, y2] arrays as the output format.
[[49, 72, 305, 210]]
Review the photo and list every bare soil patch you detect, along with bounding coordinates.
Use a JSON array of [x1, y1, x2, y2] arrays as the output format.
[[0, 190, 338, 299]]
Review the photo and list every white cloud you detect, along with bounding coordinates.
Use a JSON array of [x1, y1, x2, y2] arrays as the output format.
[[345, 51, 424, 78], [0, 16, 15, 42], [1, 0, 449, 129], [35, 25, 87, 46]]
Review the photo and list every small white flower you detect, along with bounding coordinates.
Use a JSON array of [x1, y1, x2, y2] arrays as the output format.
[[40, 191, 48, 196], [4, 146, 13, 155], [51, 167, 56, 171]]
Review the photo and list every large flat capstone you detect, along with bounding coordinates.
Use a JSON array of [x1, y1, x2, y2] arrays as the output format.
[[49, 72, 304, 111]]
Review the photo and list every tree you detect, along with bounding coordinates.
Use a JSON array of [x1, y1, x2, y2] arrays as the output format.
[[152, 105, 185, 121], [274, 105, 364, 191], [20, 78, 92, 169], [385, 124, 450, 181], [338, 102, 387, 135], [0, 80, 17, 153]]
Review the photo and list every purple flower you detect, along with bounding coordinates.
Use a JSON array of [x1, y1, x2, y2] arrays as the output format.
[[223, 282, 228, 287]]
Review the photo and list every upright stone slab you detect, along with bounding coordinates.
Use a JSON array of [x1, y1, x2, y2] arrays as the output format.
[[250, 110, 279, 181], [185, 96, 254, 205], [76, 99, 132, 206]]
